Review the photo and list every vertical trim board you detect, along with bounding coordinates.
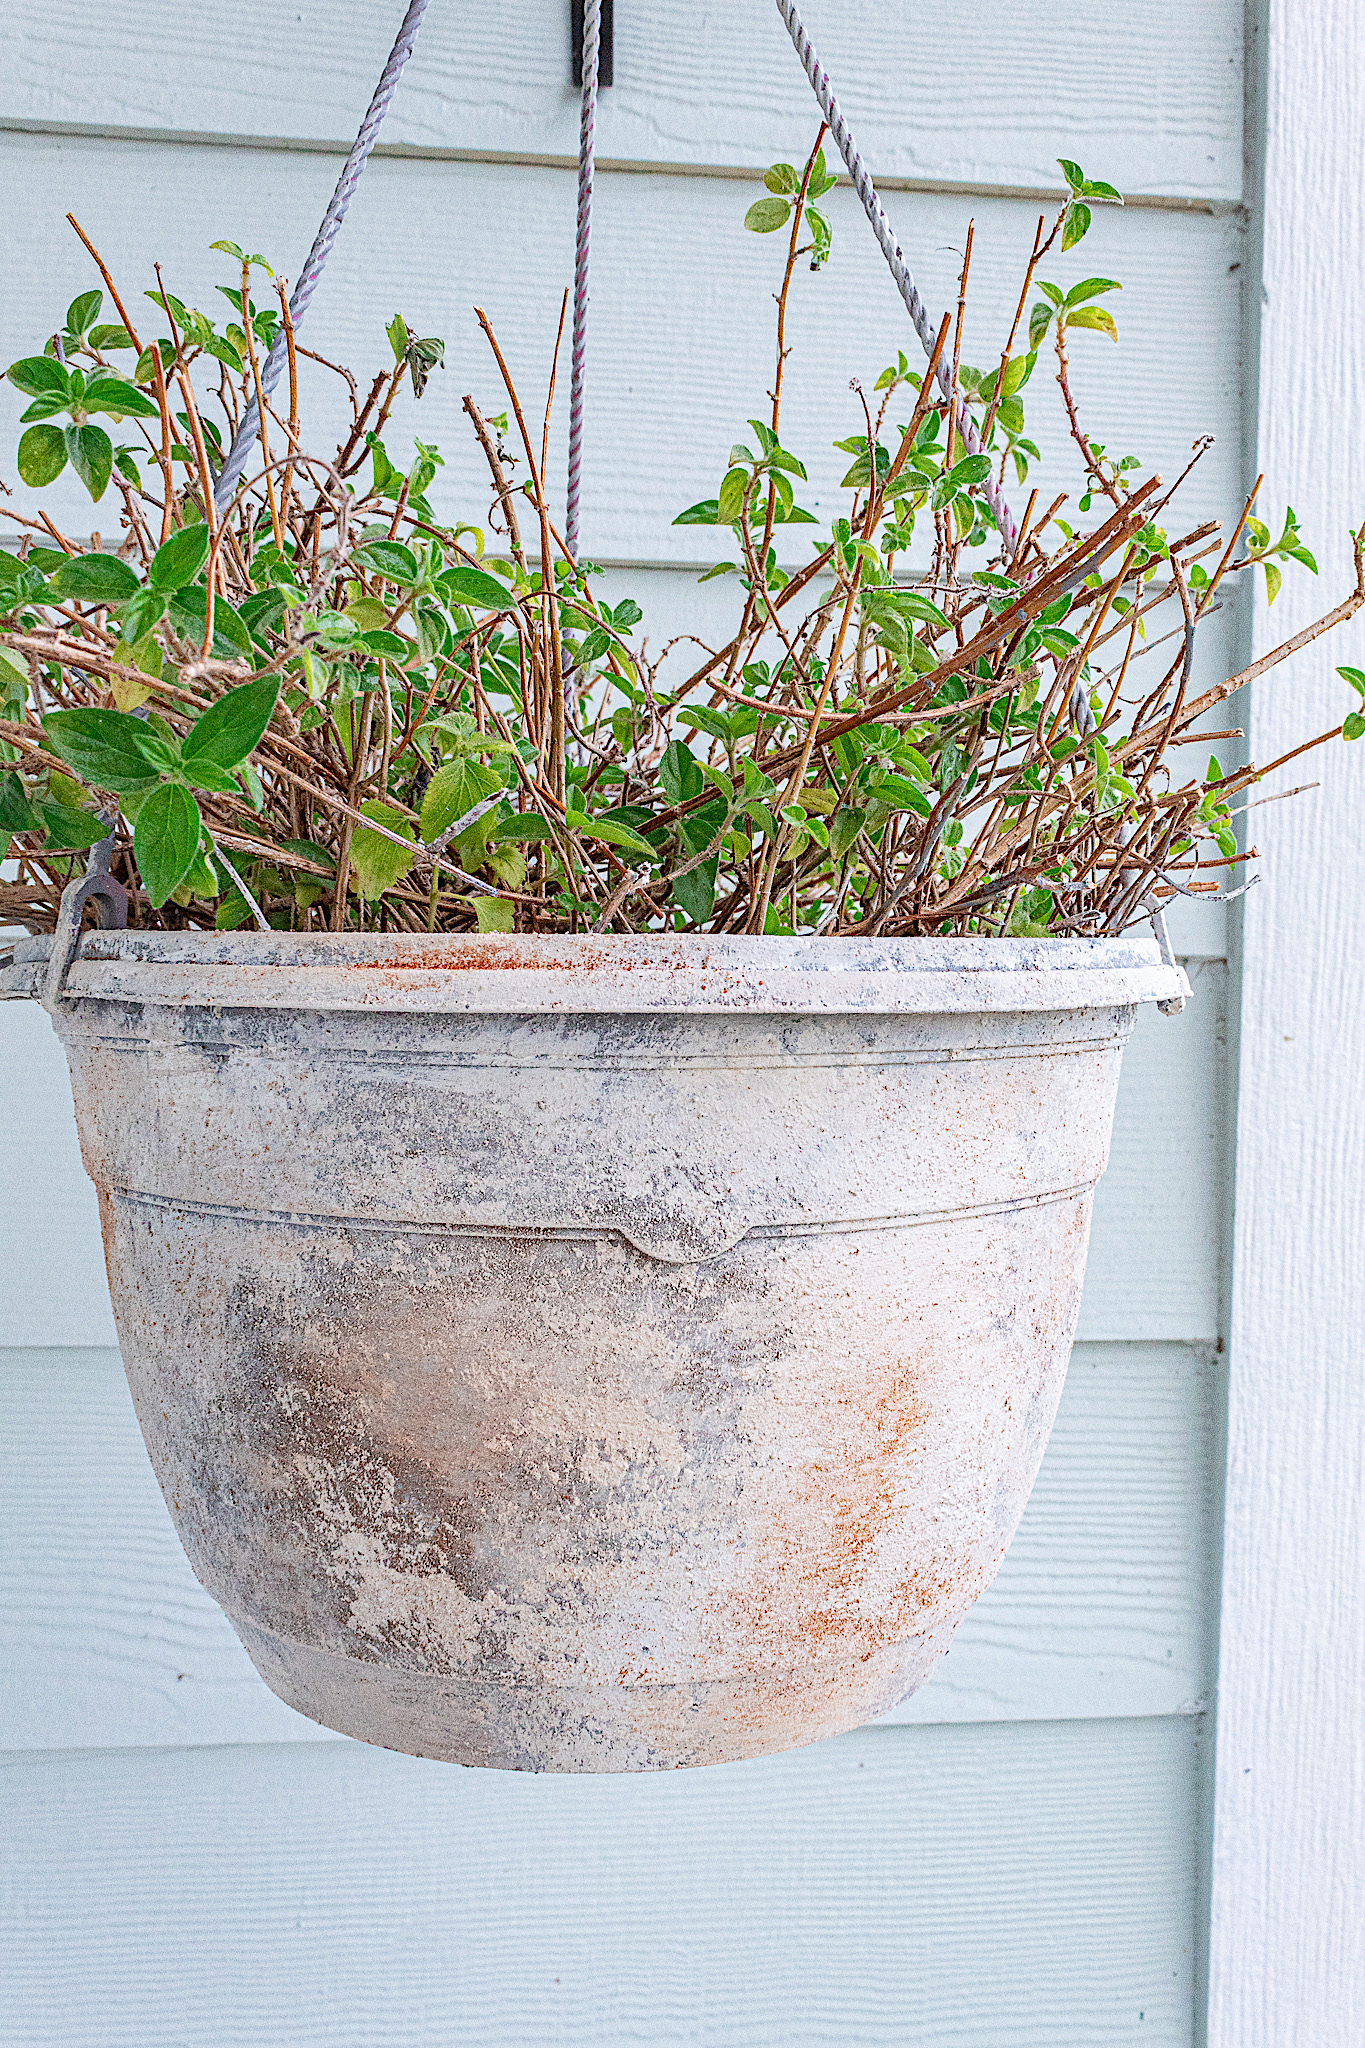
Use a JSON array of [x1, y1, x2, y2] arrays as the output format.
[[1209, 1, 1365, 2038]]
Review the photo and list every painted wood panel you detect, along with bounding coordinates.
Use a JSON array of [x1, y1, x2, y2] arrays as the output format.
[[1208, 2, 1365, 2038], [0, 1339, 1218, 1751], [1079, 958, 1228, 1344], [0, 0, 1244, 200], [0, 1717, 1203, 2047], [0, 136, 1246, 568], [0, 1002, 116, 1350], [0, 11, 1243, 2032]]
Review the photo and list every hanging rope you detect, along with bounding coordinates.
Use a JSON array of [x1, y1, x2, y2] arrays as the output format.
[[771, 2, 1103, 735], [771, 0, 1015, 553], [213, 0, 434, 517], [565, 0, 602, 564]]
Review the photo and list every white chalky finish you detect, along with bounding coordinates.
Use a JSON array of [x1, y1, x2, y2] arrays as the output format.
[[3, 932, 1184, 1771]]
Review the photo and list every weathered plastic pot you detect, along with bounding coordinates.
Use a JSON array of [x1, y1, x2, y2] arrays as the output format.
[[2, 930, 1185, 1771]]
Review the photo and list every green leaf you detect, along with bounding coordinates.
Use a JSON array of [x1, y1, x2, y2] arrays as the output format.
[[1081, 179, 1123, 204], [419, 758, 503, 842], [87, 325, 135, 352], [349, 801, 415, 898], [47, 552, 140, 604], [717, 467, 749, 524], [64, 424, 113, 500], [741, 757, 776, 803], [20, 391, 74, 423], [660, 738, 704, 806], [840, 441, 890, 489], [673, 498, 721, 526], [215, 889, 256, 930], [386, 313, 410, 362], [202, 334, 245, 374], [830, 807, 865, 859], [352, 539, 419, 585], [149, 523, 212, 592], [764, 163, 800, 194], [38, 801, 111, 850], [568, 812, 659, 860], [1263, 560, 1283, 606], [176, 844, 220, 901], [360, 628, 412, 658], [166, 585, 254, 659], [744, 195, 792, 234], [7, 356, 70, 402], [183, 673, 280, 772], [672, 706, 730, 750], [1344, 711, 1365, 741], [869, 772, 933, 817], [889, 588, 953, 632], [1028, 302, 1054, 351], [16, 424, 67, 487], [1064, 305, 1118, 341], [671, 860, 717, 924], [0, 771, 41, 833], [1061, 201, 1093, 251], [82, 376, 161, 419], [0, 643, 30, 701], [469, 895, 514, 932], [439, 564, 516, 610], [65, 290, 103, 338], [1336, 666, 1365, 697], [1057, 158, 1086, 191], [133, 782, 202, 906], [492, 812, 554, 843], [999, 352, 1036, 398], [120, 586, 169, 642], [1063, 277, 1122, 307], [180, 758, 242, 795], [947, 452, 992, 489]]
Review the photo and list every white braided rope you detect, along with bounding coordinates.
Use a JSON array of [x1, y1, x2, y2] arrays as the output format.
[[565, 0, 601, 564], [772, 0, 1015, 552], [213, 0, 433, 516]]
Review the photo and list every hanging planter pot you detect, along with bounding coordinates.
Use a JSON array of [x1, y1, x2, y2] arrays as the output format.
[[2, 928, 1183, 1770], [10, 0, 1349, 1781]]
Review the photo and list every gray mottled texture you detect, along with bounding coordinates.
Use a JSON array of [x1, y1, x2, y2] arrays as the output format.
[[17, 934, 1181, 1770]]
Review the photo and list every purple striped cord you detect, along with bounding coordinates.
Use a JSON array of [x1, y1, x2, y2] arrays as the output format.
[[213, 0, 433, 517], [564, 0, 601, 564], [772, 0, 1016, 553]]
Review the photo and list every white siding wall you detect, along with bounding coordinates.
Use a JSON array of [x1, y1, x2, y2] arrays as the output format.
[[1, 6, 1246, 2040]]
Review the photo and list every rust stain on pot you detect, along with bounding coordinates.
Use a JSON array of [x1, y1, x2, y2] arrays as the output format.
[[33, 933, 1177, 1771]]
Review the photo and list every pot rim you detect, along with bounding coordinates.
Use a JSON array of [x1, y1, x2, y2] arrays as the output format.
[[1, 928, 1188, 1015]]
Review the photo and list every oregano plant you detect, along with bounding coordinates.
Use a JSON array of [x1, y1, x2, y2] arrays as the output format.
[[1, 147, 1360, 938]]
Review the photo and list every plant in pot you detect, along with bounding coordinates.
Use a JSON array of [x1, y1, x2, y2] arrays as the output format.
[[1, 140, 1359, 1772]]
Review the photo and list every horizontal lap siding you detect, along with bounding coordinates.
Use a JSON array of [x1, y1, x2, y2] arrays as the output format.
[[1, 1721, 1203, 2048], [1, 0, 1243, 197], [0, 5, 1243, 2041], [0, 136, 1245, 565]]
